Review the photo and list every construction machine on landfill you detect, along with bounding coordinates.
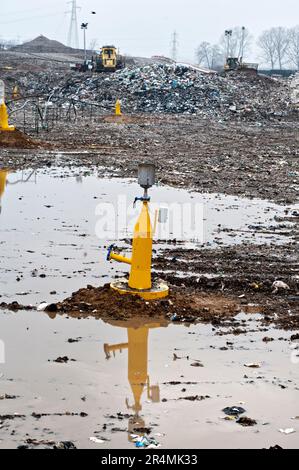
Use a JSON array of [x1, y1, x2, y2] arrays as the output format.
[[70, 45, 126, 73], [94, 45, 125, 72], [224, 57, 258, 73]]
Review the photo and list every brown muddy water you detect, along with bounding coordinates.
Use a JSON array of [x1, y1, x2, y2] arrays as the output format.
[[0, 310, 298, 449], [0, 168, 298, 449]]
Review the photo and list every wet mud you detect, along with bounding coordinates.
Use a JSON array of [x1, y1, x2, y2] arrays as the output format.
[[0, 111, 298, 449], [0, 129, 42, 149], [1, 117, 299, 204], [47, 283, 240, 324]]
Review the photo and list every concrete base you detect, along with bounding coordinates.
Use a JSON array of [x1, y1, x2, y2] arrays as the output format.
[[110, 278, 169, 300]]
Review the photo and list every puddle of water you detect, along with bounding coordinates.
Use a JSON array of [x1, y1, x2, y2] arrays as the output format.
[[0, 309, 298, 449], [0, 168, 291, 305]]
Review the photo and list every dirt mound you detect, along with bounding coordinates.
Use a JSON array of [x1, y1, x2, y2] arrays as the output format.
[[0, 129, 40, 149], [11, 35, 82, 55], [44, 283, 240, 324]]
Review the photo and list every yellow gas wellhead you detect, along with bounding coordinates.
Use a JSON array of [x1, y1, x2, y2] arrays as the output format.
[[115, 99, 122, 116], [110, 201, 152, 290], [12, 85, 20, 100], [107, 199, 169, 300], [0, 103, 15, 131]]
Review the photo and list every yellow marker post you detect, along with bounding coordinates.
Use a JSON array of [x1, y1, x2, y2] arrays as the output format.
[[12, 85, 19, 100], [0, 80, 15, 131], [115, 99, 122, 116], [107, 163, 169, 300]]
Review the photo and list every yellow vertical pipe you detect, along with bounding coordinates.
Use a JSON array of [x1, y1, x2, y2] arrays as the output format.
[[0, 103, 15, 131], [115, 99, 122, 116], [129, 202, 152, 290]]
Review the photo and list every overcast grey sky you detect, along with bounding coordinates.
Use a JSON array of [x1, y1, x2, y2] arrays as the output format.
[[0, 0, 298, 60]]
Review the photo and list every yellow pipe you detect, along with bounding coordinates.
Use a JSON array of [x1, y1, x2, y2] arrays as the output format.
[[129, 202, 152, 290], [0, 103, 15, 131], [115, 99, 122, 116], [110, 253, 132, 265], [109, 201, 153, 291]]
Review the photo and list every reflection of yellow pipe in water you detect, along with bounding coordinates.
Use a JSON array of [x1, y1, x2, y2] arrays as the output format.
[[0, 170, 9, 213], [103, 324, 161, 416], [0, 170, 8, 199], [0, 103, 15, 131], [127, 327, 149, 413]]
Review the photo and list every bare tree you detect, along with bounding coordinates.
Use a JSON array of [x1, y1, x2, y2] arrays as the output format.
[[272, 27, 290, 69], [257, 29, 277, 68], [196, 42, 223, 69], [0, 37, 21, 50], [210, 45, 224, 69], [219, 26, 252, 60], [288, 26, 299, 70], [196, 42, 212, 68]]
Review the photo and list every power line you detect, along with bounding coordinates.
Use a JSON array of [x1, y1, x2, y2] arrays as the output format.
[[0, 11, 65, 25], [0, 4, 62, 17], [170, 31, 178, 61], [67, 0, 80, 49]]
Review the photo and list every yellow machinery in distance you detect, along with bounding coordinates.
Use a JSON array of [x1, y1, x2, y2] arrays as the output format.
[[107, 163, 169, 300], [95, 45, 125, 72]]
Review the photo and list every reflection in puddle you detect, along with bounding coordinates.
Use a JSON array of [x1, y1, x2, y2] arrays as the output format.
[[0, 169, 37, 213], [0, 309, 298, 449], [0, 170, 9, 214], [104, 321, 162, 442]]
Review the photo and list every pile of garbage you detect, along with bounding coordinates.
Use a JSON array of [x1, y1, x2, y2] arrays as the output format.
[[289, 72, 299, 108], [11, 64, 296, 121]]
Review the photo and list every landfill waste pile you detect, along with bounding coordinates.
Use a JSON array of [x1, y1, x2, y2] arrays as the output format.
[[289, 72, 299, 108], [6, 64, 296, 121]]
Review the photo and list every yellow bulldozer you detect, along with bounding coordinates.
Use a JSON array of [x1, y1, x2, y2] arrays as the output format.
[[94, 45, 125, 72]]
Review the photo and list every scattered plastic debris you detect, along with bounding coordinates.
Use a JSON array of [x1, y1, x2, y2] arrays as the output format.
[[279, 428, 296, 434], [37, 302, 49, 312], [89, 436, 106, 444], [272, 281, 290, 294], [236, 417, 257, 427], [132, 435, 161, 449], [223, 406, 246, 416]]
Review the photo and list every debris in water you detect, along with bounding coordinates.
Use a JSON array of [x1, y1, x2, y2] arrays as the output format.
[[236, 416, 257, 427], [222, 406, 246, 416], [279, 428, 296, 434], [272, 281, 290, 294]]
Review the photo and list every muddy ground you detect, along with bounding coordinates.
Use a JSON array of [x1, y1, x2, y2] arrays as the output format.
[[0, 108, 299, 449], [0, 114, 298, 329], [1, 115, 298, 204]]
